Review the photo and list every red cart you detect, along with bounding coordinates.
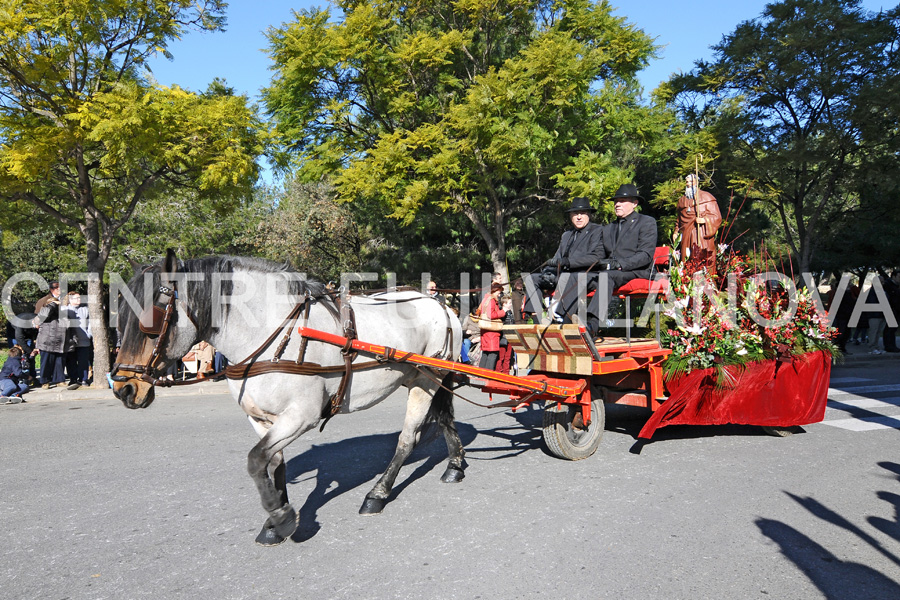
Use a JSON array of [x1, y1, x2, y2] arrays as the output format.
[[299, 321, 831, 461]]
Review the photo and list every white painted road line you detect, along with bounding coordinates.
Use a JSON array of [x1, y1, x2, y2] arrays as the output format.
[[828, 384, 900, 395], [820, 415, 900, 431], [827, 396, 900, 410]]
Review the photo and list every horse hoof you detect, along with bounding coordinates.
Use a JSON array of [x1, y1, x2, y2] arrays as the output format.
[[273, 507, 299, 538], [359, 497, 386, 515], [254, 507, 298, 546], [440, 466, 465, 483], [255, 526, 287, 546]]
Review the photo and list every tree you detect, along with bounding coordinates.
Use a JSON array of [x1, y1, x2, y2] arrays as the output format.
[[0, 1, 265, 385], [249, 179, 367, 280], [263, 0, 678, 284], [670, 0, 900, 276]]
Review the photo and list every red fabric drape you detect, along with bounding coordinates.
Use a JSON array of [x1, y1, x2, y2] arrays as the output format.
[[639, 351, 831, 439]]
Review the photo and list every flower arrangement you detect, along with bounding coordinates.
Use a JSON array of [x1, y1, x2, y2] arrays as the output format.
[[660, 236, 838, 385]]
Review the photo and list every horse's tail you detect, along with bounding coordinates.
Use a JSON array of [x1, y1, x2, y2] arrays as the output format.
[[425, 371, 456, 432]]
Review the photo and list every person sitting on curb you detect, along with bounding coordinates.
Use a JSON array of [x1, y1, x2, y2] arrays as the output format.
[[1, 346, 30, 403]]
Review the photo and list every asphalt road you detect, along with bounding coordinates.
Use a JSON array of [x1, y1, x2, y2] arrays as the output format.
[[2, 354, 900, 600]]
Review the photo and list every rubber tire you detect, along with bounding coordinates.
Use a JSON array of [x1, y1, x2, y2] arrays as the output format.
[[762, 426, 794, 437], [542, 399, 605, 460]]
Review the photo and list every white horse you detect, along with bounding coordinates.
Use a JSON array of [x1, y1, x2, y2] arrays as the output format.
[[112, 250, 464, 545]]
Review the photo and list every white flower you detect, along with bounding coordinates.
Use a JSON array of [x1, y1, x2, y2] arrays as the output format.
[[673, 249, 681, 261], [737, 348, 748, 356], [685, 323, 706, 336], [685, 247, 691, 259], [674, 298, 689, 310], [718, 243, 729, 253]]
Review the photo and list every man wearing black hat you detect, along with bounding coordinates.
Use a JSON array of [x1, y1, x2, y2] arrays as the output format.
[[590, 184, 658, 334], [523, 197, 604, 326]]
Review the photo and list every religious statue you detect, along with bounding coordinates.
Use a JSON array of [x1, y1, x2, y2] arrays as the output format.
[[676, 174, 722, 267]]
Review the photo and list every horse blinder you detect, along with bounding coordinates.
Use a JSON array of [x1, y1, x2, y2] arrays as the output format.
[[139, 304, 168, 336]]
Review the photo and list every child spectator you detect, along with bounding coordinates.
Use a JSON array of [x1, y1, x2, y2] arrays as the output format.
[[63, 291, 92, 389]]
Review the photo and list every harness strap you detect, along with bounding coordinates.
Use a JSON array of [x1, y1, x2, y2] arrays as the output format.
[[319, 301, 359, 431], [145, 297, 311, 388]]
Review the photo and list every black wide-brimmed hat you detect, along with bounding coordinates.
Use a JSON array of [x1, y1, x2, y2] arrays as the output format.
[[565, 196, 595, 213], [608, 184, 644, 203]]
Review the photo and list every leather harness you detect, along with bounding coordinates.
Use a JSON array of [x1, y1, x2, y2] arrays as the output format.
[[111, 276, 455, 425]]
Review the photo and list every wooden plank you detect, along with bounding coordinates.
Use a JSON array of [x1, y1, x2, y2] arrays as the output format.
[[502, 324, 595, 375]]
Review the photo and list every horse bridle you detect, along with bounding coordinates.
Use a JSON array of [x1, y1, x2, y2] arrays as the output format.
[[110, 271, 198, 386]]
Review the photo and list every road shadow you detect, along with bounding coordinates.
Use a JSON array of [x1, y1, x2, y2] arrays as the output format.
[[602, 406, 800, 454], [756, 519, 900, 599], [461, 405, 547, 458], [756, 462, 900, 598], [285, 421, 478, 543], [869, 462, 900, 545]]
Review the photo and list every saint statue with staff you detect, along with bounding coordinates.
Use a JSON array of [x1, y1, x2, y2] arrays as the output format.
[[676, 173, 722, 269]]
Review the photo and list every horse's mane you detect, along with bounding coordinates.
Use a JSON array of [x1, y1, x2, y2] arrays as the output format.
[[118, 255, 330, 355]]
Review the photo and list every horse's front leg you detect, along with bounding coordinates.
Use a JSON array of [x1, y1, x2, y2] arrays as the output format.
[[360, 383, 448, 515], [246, 413, 314, 546]]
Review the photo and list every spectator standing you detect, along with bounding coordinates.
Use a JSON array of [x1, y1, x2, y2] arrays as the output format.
[[864, 280, 888, 355], [33, 281, 67, 388], [845, 284, 865, 345], [496, 294, 515, 374], [510, 278, 526, 324], [477, 283, 507, 370], [426, 280, 446, 306], [63, 291, 92, 389], [884, 272, 900, 353], [460, 313, 481, 365], [826, 282, 855, 353]]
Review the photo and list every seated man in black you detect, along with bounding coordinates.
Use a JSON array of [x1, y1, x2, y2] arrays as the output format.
[[589, 184, 657, 335], [523, 196, 604, 329]]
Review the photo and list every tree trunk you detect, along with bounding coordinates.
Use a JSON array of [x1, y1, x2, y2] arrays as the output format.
[[83, 216, 112, 389], [86, 266, 111, 389]]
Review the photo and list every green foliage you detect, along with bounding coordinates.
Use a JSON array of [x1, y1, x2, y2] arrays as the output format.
[[0, 0, 263, 258], [0, 0, 265, 380], [1, 227, 84, 312], [264, 0, 681, 278], [669, 0, 900, 274], [109, 188, 269, 273], [248, 179, 365, 280]]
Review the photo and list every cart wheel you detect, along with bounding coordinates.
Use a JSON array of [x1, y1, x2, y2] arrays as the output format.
[[762, 426, 794, 437], [542, 399, 605, 460]]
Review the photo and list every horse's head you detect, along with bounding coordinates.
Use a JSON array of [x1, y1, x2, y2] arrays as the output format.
[[112, 249, 201, 409]]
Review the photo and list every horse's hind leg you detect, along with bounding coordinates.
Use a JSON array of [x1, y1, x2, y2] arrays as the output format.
[[360, 374, 465, 515], [434, 373, 465, 483], [360, 385, 433, 515]]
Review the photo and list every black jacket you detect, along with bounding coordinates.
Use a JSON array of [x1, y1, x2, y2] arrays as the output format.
[[552, 222, 604, 271], [599, 212, 658, 277]]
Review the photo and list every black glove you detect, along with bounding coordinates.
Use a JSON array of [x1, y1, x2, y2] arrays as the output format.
[[537, 267, 558, 291], [546, 257, 561, 268], [599, 259, 621, 271]]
